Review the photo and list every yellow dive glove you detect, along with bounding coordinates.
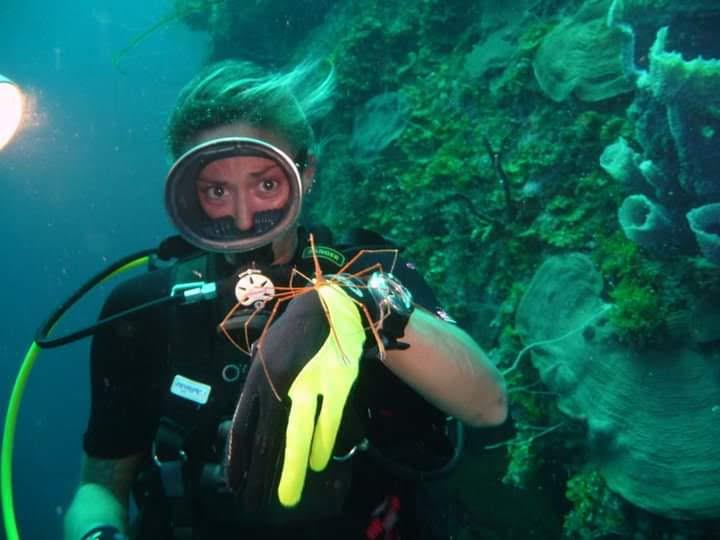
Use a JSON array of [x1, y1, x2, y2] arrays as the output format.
[[224, 280, 367, 512], [280, 281, 364, 506]]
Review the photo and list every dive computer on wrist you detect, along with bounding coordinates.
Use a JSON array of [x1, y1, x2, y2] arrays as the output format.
[[367, 271, 414, 341]]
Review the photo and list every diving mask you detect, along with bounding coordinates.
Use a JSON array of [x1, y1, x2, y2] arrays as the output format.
[[165, 137, 306, 253]]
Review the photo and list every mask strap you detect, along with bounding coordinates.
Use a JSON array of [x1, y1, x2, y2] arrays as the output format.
[[294, 147, 309, 175]]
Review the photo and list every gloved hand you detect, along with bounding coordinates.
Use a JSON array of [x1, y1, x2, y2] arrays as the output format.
[[224, 280, 365, 510]]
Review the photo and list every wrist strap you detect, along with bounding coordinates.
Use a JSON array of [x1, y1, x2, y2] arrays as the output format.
[[367, 271, 414, 341]]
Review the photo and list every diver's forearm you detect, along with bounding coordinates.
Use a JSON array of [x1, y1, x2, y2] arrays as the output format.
[[63, 483, 128, 540], [384, 307, 507, 427]]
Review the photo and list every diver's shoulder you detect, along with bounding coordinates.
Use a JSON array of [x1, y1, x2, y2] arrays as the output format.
[[335, 227, 400, 250]]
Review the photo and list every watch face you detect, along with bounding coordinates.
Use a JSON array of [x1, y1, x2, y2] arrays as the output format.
[[368, 272, 413, 316]]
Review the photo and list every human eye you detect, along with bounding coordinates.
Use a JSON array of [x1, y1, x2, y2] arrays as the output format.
[[258, 177, 280, 194], [201, 182, 228, 201]]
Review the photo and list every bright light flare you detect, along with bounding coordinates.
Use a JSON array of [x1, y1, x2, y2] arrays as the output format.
[[0, 74, 25, 151]]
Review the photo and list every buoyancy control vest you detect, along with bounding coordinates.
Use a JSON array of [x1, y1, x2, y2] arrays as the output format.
[[131, 227, 428, 539]]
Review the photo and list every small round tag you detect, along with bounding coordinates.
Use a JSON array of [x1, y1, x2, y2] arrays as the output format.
[[234, 268, 275, 307]]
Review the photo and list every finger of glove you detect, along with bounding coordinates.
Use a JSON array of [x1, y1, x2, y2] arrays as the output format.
[[278, 391, 317, 507], [242, 390, 290, 513], [225, 364, 289, 515], [225, 388, 261, 493], [309, 391, 345, 472], [307, 283, 364, 471]]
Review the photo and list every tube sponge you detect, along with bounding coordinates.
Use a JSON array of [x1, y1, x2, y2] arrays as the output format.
[[599, 137, 643, 186], [600, 139, 671, 196], [638, 159, 670, 195], [637, 26, 720, 198], [618, 194, 674, 251], [686, 203, 720, 265]]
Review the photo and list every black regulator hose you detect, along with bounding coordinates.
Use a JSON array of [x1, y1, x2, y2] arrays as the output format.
[[34, 249, 179, 348]]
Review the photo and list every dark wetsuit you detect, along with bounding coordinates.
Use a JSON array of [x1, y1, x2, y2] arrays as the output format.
[[83, 229, 455, 539]]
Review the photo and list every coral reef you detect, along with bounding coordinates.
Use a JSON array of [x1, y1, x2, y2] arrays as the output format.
[[463, 30, 517, 80], [173, 0, 338, 64], [563, 468, 627, 539], [599, 137, 647, 192], [637, 27, 720, 199], [603, 19, 720, 265], [173, 0, 720, 535], [686, 203, 720, 265], [608, 0, 720, 28], [532, 0, 635, 102], [516, 253, 720, 519], [349, 92, 410, 161], [617, 193, 674, 251]]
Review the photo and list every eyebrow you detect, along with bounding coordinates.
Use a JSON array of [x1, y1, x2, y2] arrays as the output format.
[[196, 178, 226, 185], [198, 163, 282, 183], [248, 164, 281, 177]]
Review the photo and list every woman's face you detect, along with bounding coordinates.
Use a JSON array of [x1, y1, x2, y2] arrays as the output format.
[[193, 123, 302, 232], [196, 155, 290, 231], [191, 122, 315, 262]]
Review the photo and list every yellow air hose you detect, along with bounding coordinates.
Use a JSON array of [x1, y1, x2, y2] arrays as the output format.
[[2, 255, 151, 540]]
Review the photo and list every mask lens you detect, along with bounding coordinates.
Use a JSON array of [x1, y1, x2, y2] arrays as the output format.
[[165, 138, 304, 253]]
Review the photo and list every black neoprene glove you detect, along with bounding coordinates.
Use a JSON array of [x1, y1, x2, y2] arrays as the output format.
[[222, 271, 414, 516], [223, 287, 339, 513]]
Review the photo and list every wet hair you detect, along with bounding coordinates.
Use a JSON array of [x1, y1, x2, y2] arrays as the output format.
[[167, 59, 335, 160]]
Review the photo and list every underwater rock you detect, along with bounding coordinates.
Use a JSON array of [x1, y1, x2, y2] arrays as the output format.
[[516, 254, 720, 519], [464, 29, 517, 80], [618, 194, 675, 251], [479, 0, 534, 32], [180, 0, 338, 65], [464, 0, 536, 83], [532, 0, 635, 102], [350, 92, 410, 162], [686, 203, 720, 265]]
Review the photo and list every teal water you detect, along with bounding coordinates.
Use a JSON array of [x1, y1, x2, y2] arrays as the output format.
[[2, 1, 720, 538]]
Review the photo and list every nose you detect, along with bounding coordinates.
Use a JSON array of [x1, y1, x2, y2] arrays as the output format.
[[233, 197, 255, 231]]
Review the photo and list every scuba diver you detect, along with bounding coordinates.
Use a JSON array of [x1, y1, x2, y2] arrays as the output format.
[[61, 59, 508, 540]]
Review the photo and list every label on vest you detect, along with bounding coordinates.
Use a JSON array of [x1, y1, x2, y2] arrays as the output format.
[[301, 245, 346, 267], [170, 374, 212, 405]]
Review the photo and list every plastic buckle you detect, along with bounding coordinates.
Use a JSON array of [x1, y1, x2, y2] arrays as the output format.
[[152, 440, 188, 497], [171, 281, 217, 304]]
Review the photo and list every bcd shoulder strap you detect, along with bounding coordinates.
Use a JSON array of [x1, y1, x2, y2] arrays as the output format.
[[156, 252, 247, 469]]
